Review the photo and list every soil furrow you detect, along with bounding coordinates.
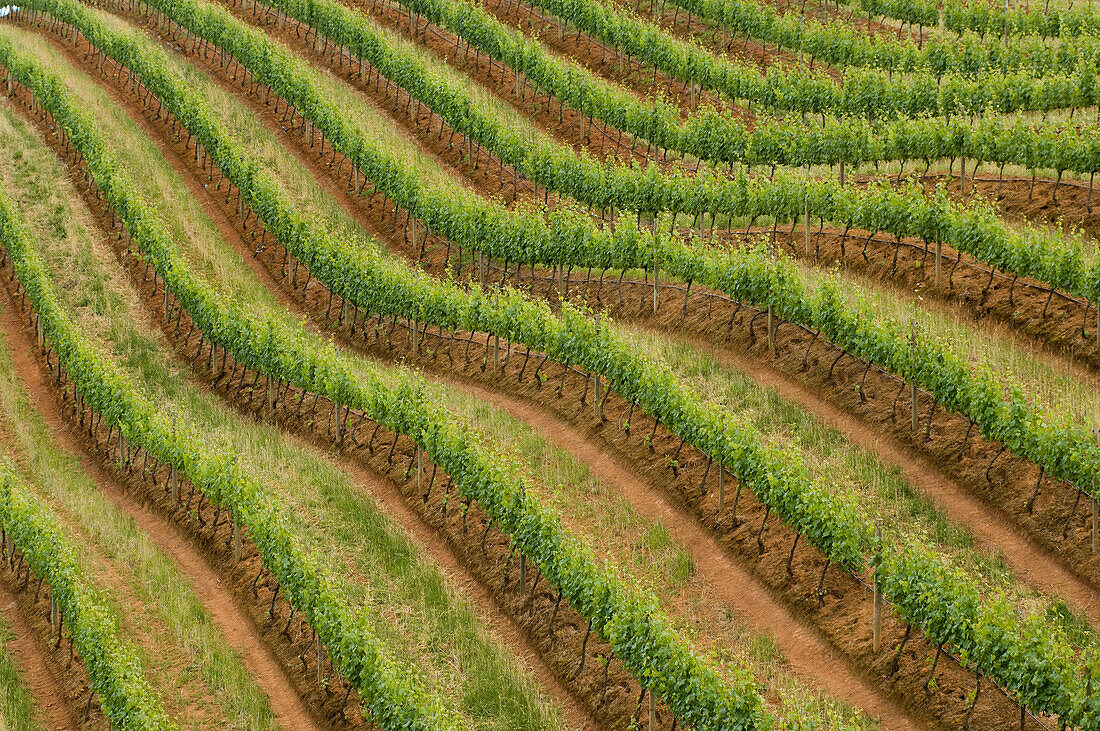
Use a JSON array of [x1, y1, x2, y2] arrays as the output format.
[[24, 13, 1050, 727], [477, 0, 733, 117], [107, 27, 597, 729], [749, 212, 1100, 381], [114, 0, 1100, 626], [0, 258, 320, 731], [71, 18, 943, 731], [130, 0, 1100, 397], [0, 578, 79, 730], [675, 331, 1100, 620], [1, 79, 381, 728], [192, 1, 487, 191], [627, 0, 838, 77], [156, 0, 1100, 398], [432, 375, 922, 730], [14, 24, 600, 730], [317, 437, 598, 730], [252, 0, 654, 168], [10, 60, 647, 726], [121, 53, 921, 723], [18, 15, 910, 728]]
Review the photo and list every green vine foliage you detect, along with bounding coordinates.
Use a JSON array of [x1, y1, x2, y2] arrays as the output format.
[[0, 114, 460, 731], [248, 0, 1100, 222], [661, 0, 1100, 77], [508, 0, 1096, 118], [0, 459, 175, 730], [11, 2, 1100, 724], [63, 0, 873, 570], [0, 30, 772, 731], [128, 0, 1100, 314], [93, 0, 1100, 517], [359, 0, 1100, 175], [855, 0, 1100, 40]]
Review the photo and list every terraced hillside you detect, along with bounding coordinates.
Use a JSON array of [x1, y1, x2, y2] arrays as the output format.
[[0, 0, 1098, 727]]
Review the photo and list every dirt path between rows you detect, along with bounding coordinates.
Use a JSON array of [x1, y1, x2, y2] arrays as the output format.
[[675, 331, 1100, 621], [180, 0, 1100, 401], [79, 25, 922, 726], [441, 376, 923, 730], [140, 0, 1100, 400], [0, 259, 318, 731], [34, 13, 1034, 726], [30, 23, 598, 729], [480, 0, 732, 119], [133, 97, 598, 727], [188, 0, 1100, 639], [52, 15, 918, 726], [325, 444, 598, 730], [0, 580, 78, 730]]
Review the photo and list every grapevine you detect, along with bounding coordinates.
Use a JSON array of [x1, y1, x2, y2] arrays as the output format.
[[13, 5, 1099, 725], [0, 456, 174, 730]]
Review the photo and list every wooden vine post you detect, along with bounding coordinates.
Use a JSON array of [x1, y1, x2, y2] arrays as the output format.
[[170, 465, 180, 504], [872, 519, 883, 653], [959, 156, 967, 197], [766, 243, 776, 352], [934, 240, 943, 286], [839, 160, 846, 188], [166, 414, 180, 505], [804, 181, 811, 255], [416, 445, 423, 492], [232, 511, 241, 564], [1094, 430, 1098, 554], [518, 482, 526, 589], [1093, 496, 1098, 555], [910, 321, 919, 431], [767, 303, 775, 352], [717, 463, 725, 511], [652, 256, 659, 314], [649, 688, 655, 730]]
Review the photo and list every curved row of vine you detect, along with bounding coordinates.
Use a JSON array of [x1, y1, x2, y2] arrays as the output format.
[[0, 31, 779, 731], [660, 0, 1100, 78], [210, 0, 1100, 307], [853, 0, 1100, 40], [497, 0, 1098, 119], [75, 0, 1100, 514], [21, 4, 1100, 725], [321, 0, 1100, 191], [0, 60, 464, 731], [0, 451, 173, 730]]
